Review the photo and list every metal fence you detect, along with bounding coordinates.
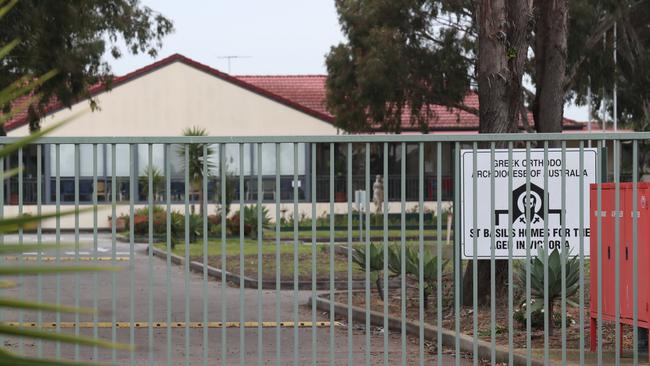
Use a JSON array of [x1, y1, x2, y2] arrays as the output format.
[[0, 133, 647, 365]]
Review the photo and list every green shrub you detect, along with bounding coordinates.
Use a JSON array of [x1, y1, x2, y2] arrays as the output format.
[[229, 204, 270, 239], [122, 207, 208, 247]]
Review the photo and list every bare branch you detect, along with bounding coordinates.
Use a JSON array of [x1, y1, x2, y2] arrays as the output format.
[[451, 102, 479, 116]]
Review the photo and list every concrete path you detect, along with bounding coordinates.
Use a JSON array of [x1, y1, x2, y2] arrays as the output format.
[[2, 234, 470, 365]]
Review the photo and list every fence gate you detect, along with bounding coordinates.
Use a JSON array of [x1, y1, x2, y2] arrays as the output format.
[[0, 133, 646, 365]]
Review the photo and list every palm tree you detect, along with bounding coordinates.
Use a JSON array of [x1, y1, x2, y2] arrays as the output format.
[[177, 126, 215, 215]]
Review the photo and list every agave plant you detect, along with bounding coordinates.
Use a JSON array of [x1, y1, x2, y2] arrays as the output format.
[[386, 245, 445, 308], [404, 248, 446, 310], [516, 246, 580, 335], [351, 243, 385, 300], [0, 1, 128, 363], [387, 244, 402, 277]]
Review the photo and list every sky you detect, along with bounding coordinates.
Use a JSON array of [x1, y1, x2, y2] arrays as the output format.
[[106, 0, 588, 122]]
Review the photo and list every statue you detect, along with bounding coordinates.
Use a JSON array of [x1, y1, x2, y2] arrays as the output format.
[[372, 175, 384, 213]]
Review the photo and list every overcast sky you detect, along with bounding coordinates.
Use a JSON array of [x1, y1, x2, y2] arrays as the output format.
[[106, 0, 587, 122]]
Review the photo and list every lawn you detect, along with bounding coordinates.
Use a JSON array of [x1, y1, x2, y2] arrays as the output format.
[[154, 240, 454, 282]]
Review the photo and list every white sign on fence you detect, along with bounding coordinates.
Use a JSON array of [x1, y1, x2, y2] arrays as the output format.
[[460, 148, 597, 259]]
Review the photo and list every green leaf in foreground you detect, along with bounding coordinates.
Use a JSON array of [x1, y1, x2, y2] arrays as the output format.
[[0, 266, 121, 276], [0, 324, 133, 351], [0, 298, 94, 315]]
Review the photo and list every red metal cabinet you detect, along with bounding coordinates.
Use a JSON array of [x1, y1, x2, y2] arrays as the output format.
[[590, 183, 650, 356]]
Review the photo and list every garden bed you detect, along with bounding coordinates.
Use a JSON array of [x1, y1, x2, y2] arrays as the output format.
[[332, 274, 639, 352]]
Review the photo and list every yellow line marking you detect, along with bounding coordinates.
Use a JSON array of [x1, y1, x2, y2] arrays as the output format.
[[2, 257, 129, 261], [3, 321, 340, 329]]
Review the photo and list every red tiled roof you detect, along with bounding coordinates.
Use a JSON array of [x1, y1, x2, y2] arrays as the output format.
[[237, 76, 582, 131], [3, 53, 583, 132], [237, 75, 330, 118]]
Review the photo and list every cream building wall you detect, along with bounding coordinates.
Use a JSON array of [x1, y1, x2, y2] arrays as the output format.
[[8, 61, 339, 137], [6, 59, 345, 229]]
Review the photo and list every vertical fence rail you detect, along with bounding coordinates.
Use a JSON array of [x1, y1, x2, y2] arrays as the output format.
[[596, 139, 603, 366], [507, 142, 514, 366], [579, 141, 585, 366], [91, 144, 98, 362], [329, 142, 335, 366], [36, 144, 43, 358], [525, 142, 532, 366], [489, 142, 496, 366], [632, 140, 639, 365], [275, 142, 282, 366], [220, 143, 227, 366], [201, 143, 210, 366], [418, 142, 424, 366], [436, 142, 443, 366], [454, 141, 461, 366], [312, 142, 318, 366], [129, 144, 136, 366], [256, 143, 263, 366], [165, 143, 173, 366], [364, 142, 371, 366], [184, 144, 191, 366], [561, 141, 568, 365], [17, 147, 22, 356], [110, 143, 116, 364], [0, 149, 3, 351], [614, 139, 621, 366], [382, 142, 389, 366], [55, 143, 61, 360], [294, 142, 300, 366], [148, 143, 155, 366], [73, 143, 80, 361], [238, 143, 245, 366], [346, 142, 353, 366], [543, 142, 550, 365], [471, 142, 478, 366]]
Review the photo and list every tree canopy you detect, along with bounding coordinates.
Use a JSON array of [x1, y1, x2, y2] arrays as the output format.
[[326, 0, 650, 135], [0, 0, 174, 133], [326, 0, 473, 133]]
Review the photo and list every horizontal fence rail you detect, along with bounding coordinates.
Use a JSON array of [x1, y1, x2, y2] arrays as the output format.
[[0, 134, 647, 366]]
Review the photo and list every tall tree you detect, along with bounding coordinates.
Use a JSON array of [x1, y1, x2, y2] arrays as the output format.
[[0, 0, 174, 134], [532, 0, 568, 133], [476, 0, 532, 134], [326, 0, 473, 133]]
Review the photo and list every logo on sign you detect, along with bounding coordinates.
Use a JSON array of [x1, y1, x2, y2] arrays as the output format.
[[494, 183, 562, 225]]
